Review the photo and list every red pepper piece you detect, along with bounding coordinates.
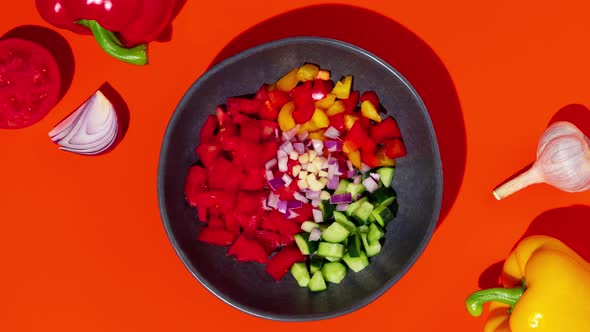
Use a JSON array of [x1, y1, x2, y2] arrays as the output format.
[[346, 121, 376, 152], [341, 91, 359, 113], [265, 245, 306, 281], [254, 230, 294, 255], [254, 84, 269, 102], [234, 191, 266, 215], [224, 213, 241, 235], [228, 235, 269, 264], [239, 168, 266, 191], [227, 97, 263, 115], [184, 165, 208, 207], [311, 79, 332, 101], [291, 81, 313, 107], [199, 115, 218, 143], [328, 113, 346, 131], [239, 118, 261, 143], [360, 91, 380, 111], [384, 139, 407, 159], [196, 191, 237, 212], [195, 143, 220, 168], [259, 101, 279, 121], [261, 211, 302, 236], [276, 180, 299, 201], [361, 149, 381, 168], [292, 102, 315, 124], [292, 203, 314, 224], [267, 90, 291, 109], [207, 215, 225, 229], [233, 212, 263, 238], [358, 116, 372, 132], [260, 141, 278, 163], [208, 157, 242, 191], [197, 228, 236, 246], [370, 116, 402, 144]]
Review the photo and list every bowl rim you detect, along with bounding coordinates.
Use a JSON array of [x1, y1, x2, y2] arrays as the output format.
[[157, 35, 443, 322]]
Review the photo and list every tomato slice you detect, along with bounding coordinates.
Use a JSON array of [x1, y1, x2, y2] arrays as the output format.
[[0, 38, 61, 129]]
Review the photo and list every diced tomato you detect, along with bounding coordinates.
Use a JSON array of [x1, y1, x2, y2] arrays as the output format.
[[265, 245, 306, 281], [208, 157, 242, 191], [261, 210, 302, 236], [370, 116, 402, 144], [233, 212, 263, 238], [197, 228, 236, 246], [227, 97, 262, 115], [216, 106, 231, 126], [291, 81, 313, 107], [260, 141, 278, 163], [224, 213, 241, 235], [195, 143, 220, 168], [341, 91, 359, 113], [360, 91, 380, 111], [197, 206, 208, 222], [254, 84, 269, 102], [229, 140, 265, 168], [228, 235, 269, 264], [384, 139, 407, 159], [328, 113, 346, 131], [311, 79, 331, 101], [207, 215, 225, 229], [291, 203, 314, 223], [200, 115, 218, 143], [196, 191, 237, 212], [259, 101, 279, 120], [230, 111, 252, 126], [254, 230, 294, 255], [239, 168, 266, 191], [239, 118, 261, 143], [234, 191, 266, 215], [260, 120, 278, 139], [267, 90, 290, 109], [361, 149, 381, 168], [184, 165, 208, 207], [292, 102, 315, 124]]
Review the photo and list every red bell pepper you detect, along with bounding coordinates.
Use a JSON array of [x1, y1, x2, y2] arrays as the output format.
[[195, 143, 220, 168], [184, 165, 208, 207], [233, 212, 263, 238], [345, 121, 376, 152], [341, 91, 359, 113], [265, 245, 306, 281], [267, 90, 291, 110], [234, 191, 266, 215], [239, 118, 261, 143], [259, 101, 279, 121], [384, 139, 407, 159], [291, 81, 313, 107], [227, 235, 269, 264], [311, 79, 333, 100], [292, 102, 315, 124], [227, 97, 263, 116], [370, 117, 402, 144], [261, 211, 302, 236], [361, 149, 381, 168], [360, 91, 380, 111], [208, 157, 242, 191], [254, 84, 269, 102], [199, 115, 218, 143], [328, 113, 346, 131], [35, 0, 181, 65], [197, 228, 236, 247], [224, 213, 241, 235], [254, 230, 294, 255]]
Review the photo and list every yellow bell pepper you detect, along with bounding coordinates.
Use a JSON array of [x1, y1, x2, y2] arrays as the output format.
[[347, 150, 362, 169], [331, 75, 352, 99], [361, 100, 382, 122], [310, 108, 329, 129], [296, 63, 319, 81], [276, 68, 299, 92], [278, 102, 296, 132], [316, 93, 336, 110], [326, 100, 345, 116], [466, 235, 590, 332], [344, 114, 359, 130], [376, 147, 396, 166], [316, 69, 331, 80], [309, 129, 326, 140]]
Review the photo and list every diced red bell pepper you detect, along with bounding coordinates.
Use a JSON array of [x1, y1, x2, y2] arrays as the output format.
[[197, 206, 208, 222], [234, 191, 266, 215], [208, 157, 242, 191], [195, 143, 221, 168], [346, 121, 376, 152], [341, 90, 359, 113], [361, 136, 377, 153], [260, 120, 278, 140], [261, 210, 302, 236], [328, 113, 346, 131], [358, 116, 372, 131], [239, 118, 261, 143], [384, 139, 407, 159], [360, 91, 380, 111], [254, 230, 294, 255], [197, 228, 236, 246], [265, 245, 306, 281], [259, 101, 279, 121], [239, 168, 266, 191], [254, 84, 269, 102], [184, 165, 208, 207], [311, 79, 331, 101], [230, 112, 252, 126], [267, 90, 291, 109], [233, 212, 263, 238], [223, 213, 241, 235], [207, 215, 226, 229], [200, 115, 218, 143], [370, 116, 402, 144], [216, 106, 231, 126], [291, 81, 313, 107], [196, 191, 237, 212], [342, 139, 360, 154], [228, 235, 269, 264], [292, 102, 315, 124], [226, 97, 263, 115], [292, 203, 314, 224], [229, 140, 265, 168], [260, 141, 278, 163], [276, 180, 299, 201], [361, 149, 381, 168]]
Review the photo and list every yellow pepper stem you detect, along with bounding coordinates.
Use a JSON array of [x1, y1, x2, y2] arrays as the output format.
[[466, 286, 525, 317]]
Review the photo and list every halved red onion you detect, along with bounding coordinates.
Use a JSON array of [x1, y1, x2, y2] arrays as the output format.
[[323, 126, 340, 139], [312, 208, 324, 223], [309, 228, 322, 241], [335, 203, 350, 211], [330, 193, 352, 204], [49, 90, 119, 155], [362, 176, 379, 193]]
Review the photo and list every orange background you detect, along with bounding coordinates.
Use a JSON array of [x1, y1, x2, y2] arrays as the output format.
[[2, 1, 590, 331]]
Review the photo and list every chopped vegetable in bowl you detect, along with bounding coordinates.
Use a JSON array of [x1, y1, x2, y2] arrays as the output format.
[[184, 63, 406, 292]]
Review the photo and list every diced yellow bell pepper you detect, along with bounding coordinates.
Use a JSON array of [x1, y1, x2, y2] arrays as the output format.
[[376, 147, 396, 166], [315, 93, 336, 110], [344, 114, 359, 130], [342, 140, 360, 154], [311, 108, 329, 129], [309, 130, 326, 140], [361, 100, 382, 122], [276, 68, 299, 92], [326, 100, 345, 116], [331, 75, 353, 99], [296, 63, 320, 81], [347, 150, 362, 169], [278, 102, 296, 131], [299, 120, 319, 134], [267, 83, 276, 91], [316, 70, 331, 80]]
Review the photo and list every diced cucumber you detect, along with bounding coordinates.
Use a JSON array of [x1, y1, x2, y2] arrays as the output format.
[[367, 223, 385, 244], [372, 205, 394, 227], [291, 262, 311, 287], [294, 233, 319, 255], [325, 256, 342, 262], [310, 255, 324, 274], [333, 211, 357, 232], [361, 232, 382, 257], [369, 186, 397, 206], [379, 197, 396, 208], [321, 262, 347, 284], [357, 225, 369, 233], [352, 201, 374, 225], [319, 200, 335, 220], [301, 221, 321, 232], [318, 242, 345, 258], [322, 222, 350, 243], [334, 179, 351, 195], [347, 232, 362, 257], [346, 182, 366, 197], [377, 167, 395, 188], [343, 251, 369, 272], [308, 271, 327, 292], [346, 196, 368, 217]]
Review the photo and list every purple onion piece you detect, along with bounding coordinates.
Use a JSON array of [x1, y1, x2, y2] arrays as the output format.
[[309, 228, 322, 241], [293, 142, 306, 154], [267, 192, 280, 209], [360, 163, 371, 173], [370, 172, 381, 182], [362, 177, 379, 193], [312, 209, 324, 223], [327, 176, 340, 190], [311, 199, 321, 208], [287, 200, 303, 210], [347, 170, 357, 179], [286, 210, 300, 219], [293, 192, 309, 203], [330, 193, 352, 204], [323, 126, 340, 139], [277, 200, 288, 213], [306, 190, 321, 199], [265, 158, 277, 170], [335, 203, 350, 211], [280, 141, 294, 154], [268, 178, 286, 191], [282, 173, 293, 186]]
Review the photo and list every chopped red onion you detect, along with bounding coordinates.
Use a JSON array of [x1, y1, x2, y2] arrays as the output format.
[[370, 172, 381, 181], [327, 163, 338, 179], [325, 140, 341, 152], [277, 200, 288, 213], [265, 158, 277, 170], [282, 127, 297, 141], [330, 193, 352, 204], [287, 200, 303, 210], [274, 128, 279, 139], [353, 175, 362, 184], [336, 163, 344, 176], [311, 139, 324, 155], [309, 228, 322, 241], [286, 210, 300, 219], [328, 157, 337, 165], [282, 173, 293, 186], [293, 142, 306, 154], [311, 199, 321, 208], [327, 176, 340, 190], [323, 126, 340, 139], [300, 163, 308, 171], [277, 150, 288, 172], [306, 190, 321, 199], [268, 177, 286, 190], [347, 170, 357, 178], [335, 203, 350, 211], [347, 160, 354, 171], [312, 209, 324, 223], [267, 192, 280, 209], [280, 141, 294, 154], [265, 170, 274, 181], [321, 158, 329, 170], [297, 131, 309, 141], [362, 177, 379, 193], [361, 163, 371, 173], [293, 192, 309, 203]]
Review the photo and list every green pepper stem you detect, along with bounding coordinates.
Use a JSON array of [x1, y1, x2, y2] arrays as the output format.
[[76, 19, 147, 66], [465, 286, 525, 317]]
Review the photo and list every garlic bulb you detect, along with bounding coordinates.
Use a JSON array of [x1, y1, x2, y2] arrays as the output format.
[[493, 121, 590, 200]]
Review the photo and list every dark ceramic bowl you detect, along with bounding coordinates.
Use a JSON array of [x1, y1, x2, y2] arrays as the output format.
[[157, 37, 442, 321]]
